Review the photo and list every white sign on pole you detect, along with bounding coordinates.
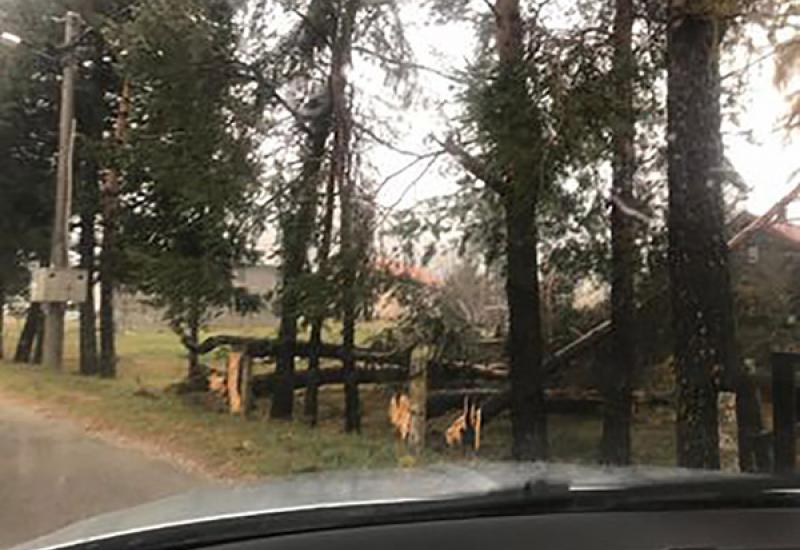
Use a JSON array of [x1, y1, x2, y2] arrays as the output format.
[[30, 268, 88, 303]]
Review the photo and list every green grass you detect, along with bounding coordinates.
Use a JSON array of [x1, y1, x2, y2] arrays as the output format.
[[0, 318, 676, 479]]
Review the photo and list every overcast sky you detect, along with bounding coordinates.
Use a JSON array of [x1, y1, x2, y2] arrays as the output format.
[[373, 7, 798, 218]]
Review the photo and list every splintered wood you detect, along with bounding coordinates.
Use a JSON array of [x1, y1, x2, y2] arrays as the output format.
[[226, 350, 252, 417], [445, 397, 482, 452], [388, 349, 428, 454], [389, 394, 412, 441]]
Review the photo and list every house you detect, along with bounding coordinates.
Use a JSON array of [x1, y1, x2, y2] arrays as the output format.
[[729, 212, 800, 365], [115, 265, 279, 331], [373, 257, 442, 320]]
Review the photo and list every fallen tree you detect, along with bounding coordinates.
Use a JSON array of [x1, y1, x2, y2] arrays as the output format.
[[251, 365, 408, 395], [186, 335, 412, 366], [428, 390, 603, 421]]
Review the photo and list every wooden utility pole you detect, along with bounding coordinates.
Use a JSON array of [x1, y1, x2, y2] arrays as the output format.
[[42, 12, 80, 371]]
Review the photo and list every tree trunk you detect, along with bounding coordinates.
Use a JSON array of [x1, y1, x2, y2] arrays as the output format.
[[271, 91, 333, 421], [14, 304, 42, 364], [667, 7, 730, 469], [0, 283, 5, 360], [187, 311, 202, 381], [78, 195, 98, 376], [99, 79, 130, 379], [98, 248, 115, 377], [305, 170, 337, 425], [332, 1, 361, 433], [32, 312, 44, 365], [494, 0, 547, 460], [505, 202, 547, 459], [602, 0, 636, 466]]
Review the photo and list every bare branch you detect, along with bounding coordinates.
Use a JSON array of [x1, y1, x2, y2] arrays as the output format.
[[374, 149, 446, 197], [353, 120, 435, 157], [352, 45, 469, 84], [438, 136, 506, 195], [377, 154, 441, 226]]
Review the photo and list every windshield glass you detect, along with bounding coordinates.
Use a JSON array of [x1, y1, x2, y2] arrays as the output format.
[[1, 0, 799, 547]]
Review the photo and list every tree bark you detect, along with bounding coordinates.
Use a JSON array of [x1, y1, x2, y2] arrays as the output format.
[[332, 0, 361, 433], [98, 80, 129, 379], [305, 169, 337, 425], [32, 312, 44, 365], [0, 283, 5, 360], [187, 308, 202, 381], [78, 193, 98, 376], [14, 304, 42, 364], [667, 7, 729, 469], [602, 0, 636, 466], [494, 0, 548, 460], [505, 201, 547, 459], [271, 91, 333, 420]]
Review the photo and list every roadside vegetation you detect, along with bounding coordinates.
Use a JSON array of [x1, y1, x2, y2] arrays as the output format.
[[0, 320, 675, 479], [1, 0, 797, 476]]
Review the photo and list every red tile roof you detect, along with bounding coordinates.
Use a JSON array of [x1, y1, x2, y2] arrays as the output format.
[[765, 221, 800, 245], [375, 257, 442, 286]]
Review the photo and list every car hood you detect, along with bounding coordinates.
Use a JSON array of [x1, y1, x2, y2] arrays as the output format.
[[15, 461, 745, 550]]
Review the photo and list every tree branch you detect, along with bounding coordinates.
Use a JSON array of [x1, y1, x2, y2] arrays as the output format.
[[439, 136, 506, 195], [352, 46, 469, 84]]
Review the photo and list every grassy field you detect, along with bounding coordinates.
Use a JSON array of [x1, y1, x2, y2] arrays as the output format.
[[0, 318, 676, 479]]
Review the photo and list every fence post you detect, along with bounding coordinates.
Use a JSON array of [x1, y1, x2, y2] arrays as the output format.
[[239, 352, 252, 418], [771, 352, 797, 473], [408, 348, 428, 455]]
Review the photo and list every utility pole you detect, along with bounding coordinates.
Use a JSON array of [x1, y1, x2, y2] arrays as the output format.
[[42, 12, 80, 371]]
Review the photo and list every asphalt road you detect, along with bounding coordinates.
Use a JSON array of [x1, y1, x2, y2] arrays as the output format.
[[0, 398, 206, 549]]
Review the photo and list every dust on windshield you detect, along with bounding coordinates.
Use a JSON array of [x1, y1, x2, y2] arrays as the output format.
[[0, 0, 799, 544]]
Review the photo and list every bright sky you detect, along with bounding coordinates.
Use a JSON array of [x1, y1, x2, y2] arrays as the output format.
[[256, 4, 799, 257], [373, 10, 798, 219], [725, 58, 797, 216]]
